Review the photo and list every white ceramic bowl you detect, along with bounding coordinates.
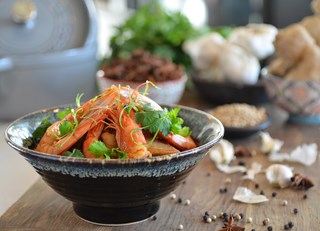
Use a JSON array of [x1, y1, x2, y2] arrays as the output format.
[[96, 70, 187, 104]]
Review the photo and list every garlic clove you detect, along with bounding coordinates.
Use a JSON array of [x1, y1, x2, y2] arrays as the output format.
[[265, 164, 294, 188]]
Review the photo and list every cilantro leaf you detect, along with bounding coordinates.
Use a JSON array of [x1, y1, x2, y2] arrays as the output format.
[[59, 120, 74, 137], [88, 141, 108, 158], [88, 141, 128, 159], [135, 104, 191, 137], [31, 116, 52, 144], [62, 149, 84, 158], [57, 109, 71, 120], [135, 104, 172, 136]]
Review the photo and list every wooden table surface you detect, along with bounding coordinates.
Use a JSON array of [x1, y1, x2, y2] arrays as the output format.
[[1, 89, 319, 231]]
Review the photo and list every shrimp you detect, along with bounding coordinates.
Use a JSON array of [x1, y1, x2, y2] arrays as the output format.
[[109, 105, 151, 159], [160, 132, 197, 151], [35, 86, 122, 155], [35, 85, 156, 157], [82, 121, 105, 158]]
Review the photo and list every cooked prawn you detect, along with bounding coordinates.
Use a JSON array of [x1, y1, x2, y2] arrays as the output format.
[[109, 105, 151, 159], [35, 86, 123, 154], [82, 121, 106, 158], [160, 132, 197, 151]]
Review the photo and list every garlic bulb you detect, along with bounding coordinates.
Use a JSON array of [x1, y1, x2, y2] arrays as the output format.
[[228, 24, 278, 60], [265, 164, 294, 188]]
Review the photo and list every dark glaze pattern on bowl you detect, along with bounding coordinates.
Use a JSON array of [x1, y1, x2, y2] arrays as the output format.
[[5, 104, 223, 225]]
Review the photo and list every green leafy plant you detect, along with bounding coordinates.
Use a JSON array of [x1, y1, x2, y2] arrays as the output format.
[[108, 0, 199, 68]]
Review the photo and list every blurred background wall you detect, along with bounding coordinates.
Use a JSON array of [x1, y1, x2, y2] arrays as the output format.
[[126, 0, 313, 28]]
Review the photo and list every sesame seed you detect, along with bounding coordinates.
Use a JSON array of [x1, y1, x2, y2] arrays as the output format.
[[177, 224, 183, 230], [225, 178, 232, 184], [239, 213, 244, 219], [281, 200, 288, 206], [218, 212, 224, 218]]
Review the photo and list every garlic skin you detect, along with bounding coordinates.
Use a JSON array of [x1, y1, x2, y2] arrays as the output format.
[[265, 164, 294, 188], [209, 139, 234, 165], [259, 132, 283, 153], [233, 187, 268, 204], [269, 143, 318, 166]]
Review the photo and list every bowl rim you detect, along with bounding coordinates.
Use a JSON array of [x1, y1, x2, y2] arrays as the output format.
[[261, 67, 320, 83], [96, 70, 188, 86], [5, 104, 224, 165]]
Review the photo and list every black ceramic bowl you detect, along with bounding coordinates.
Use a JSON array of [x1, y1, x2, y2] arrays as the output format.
[[5, 104, 224, 226], [191, 71, 269, 105]]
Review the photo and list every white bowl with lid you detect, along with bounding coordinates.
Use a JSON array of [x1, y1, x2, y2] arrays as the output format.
[[0, 0, 98, 120]]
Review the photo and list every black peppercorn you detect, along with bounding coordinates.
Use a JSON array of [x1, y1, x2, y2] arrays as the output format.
[[293, 208, 298, 214], [303, 194, 308, 199], [284, 224, 290, 230], [178, 198, 182, 203], [271, 192, 277, 197], [267, 226, 273, 231], [152, 215, 157, 221], [288, 221, 294, 228], [203, 215, 209, 222], [255, 183, 259, 189]]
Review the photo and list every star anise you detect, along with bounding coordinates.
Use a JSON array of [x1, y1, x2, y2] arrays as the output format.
[[290, 173, 314, 190], [219, 215, 245, 231], [234, 145, 253, 158]]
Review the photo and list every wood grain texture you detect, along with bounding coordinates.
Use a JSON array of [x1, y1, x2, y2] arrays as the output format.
[[1, 89, 319, 230]]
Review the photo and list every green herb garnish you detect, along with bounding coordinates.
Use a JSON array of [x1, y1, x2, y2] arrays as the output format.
[[57, 109, 72, 120], [59, 120, 74, 137], [32, 117, 52, 143], [88, 141, 128, 159], [135, 103, 191, 137], [62, 149, 85, 158]]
